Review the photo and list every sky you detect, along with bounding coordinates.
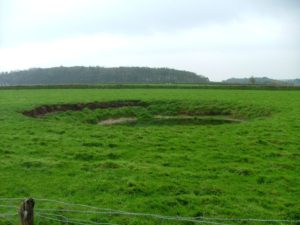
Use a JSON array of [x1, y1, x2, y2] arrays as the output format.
[[0, 0, 299, 81]]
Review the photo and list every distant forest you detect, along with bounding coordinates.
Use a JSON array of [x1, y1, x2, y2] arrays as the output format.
[[223, 77, 300, 86], [0, 66, 209, 86]]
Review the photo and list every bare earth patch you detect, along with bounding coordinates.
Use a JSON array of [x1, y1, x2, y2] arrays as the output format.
[[22, 100, 147, 118], [99, 117, 137, 125], [99, 115, 243, 126]]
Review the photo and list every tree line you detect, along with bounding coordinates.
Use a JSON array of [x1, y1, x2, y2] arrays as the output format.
[[0, 66, 209, 86]]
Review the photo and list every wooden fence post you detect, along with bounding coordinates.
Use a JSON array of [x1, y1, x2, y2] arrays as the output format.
[[19, 198, 35, 225]]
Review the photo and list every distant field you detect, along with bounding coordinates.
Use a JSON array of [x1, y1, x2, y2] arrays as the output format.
[[0, 88, 299, 224]]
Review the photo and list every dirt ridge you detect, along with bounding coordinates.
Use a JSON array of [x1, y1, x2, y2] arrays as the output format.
[[23, 100, 147, 118]]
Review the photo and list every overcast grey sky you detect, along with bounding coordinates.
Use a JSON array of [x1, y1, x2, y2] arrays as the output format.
[[0, 0, 299, 81]]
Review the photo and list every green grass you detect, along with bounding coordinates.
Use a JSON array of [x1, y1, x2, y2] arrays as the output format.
[[0, 88, 300, 224]]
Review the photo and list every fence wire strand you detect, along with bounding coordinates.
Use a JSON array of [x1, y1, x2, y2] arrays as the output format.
[[0, 197, 299, 224], [39, 212, 119, 225]]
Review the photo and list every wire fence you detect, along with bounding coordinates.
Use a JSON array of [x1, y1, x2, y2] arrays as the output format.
[[0, 198, 299, 225]]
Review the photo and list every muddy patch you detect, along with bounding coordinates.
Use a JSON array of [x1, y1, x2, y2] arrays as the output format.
[[23, 100, 147, 118]]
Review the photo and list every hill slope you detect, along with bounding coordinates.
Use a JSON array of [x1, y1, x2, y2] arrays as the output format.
[[0, 66, 209, 86]]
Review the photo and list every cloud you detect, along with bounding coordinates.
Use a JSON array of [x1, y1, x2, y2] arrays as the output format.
[[0, 0, 299, 80], [3, 0, 300, 46]]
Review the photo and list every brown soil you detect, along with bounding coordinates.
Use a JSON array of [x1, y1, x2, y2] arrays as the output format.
[[23, 100, 147, 118], [99, 117, 137, 125], [98, 115, 243, 126]]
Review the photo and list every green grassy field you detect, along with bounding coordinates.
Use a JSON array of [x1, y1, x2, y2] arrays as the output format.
[[0, 88, 300, 224]]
